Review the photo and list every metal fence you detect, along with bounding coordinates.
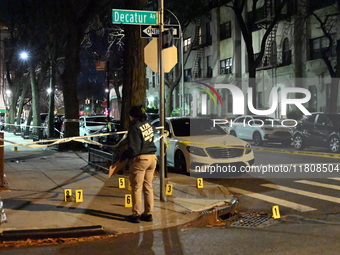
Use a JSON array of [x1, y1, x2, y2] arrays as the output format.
[[88, 147, 115, 173]]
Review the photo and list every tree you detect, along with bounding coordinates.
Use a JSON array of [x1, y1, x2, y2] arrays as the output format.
[[0, 0, 49, 135], [121, 0, 148, 129], [163, 1, 211, 116], [224, 0, 288, 106], [305, 1, 340, 112]]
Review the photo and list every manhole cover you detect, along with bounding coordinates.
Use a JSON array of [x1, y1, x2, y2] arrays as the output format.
[[230, 213, 278, 228]]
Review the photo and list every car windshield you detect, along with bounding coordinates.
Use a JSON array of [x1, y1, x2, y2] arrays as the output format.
[[171, 118, 226, 136], [86, 117, 109, 126]]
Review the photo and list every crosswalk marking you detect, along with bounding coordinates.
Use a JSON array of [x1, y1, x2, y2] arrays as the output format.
[[229, 187, 316, 212], [261, 184, 340, 203], [328, 177, 340, 181], [295, 180, 340, 191]]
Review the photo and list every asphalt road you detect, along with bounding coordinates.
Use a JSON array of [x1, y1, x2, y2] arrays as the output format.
[[1, 222, 339, 255], [207, 143, 340, 220]]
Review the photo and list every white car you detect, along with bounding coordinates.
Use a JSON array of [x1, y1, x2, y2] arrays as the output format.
[[151, 117, 254, 174], [228, 115, 293, 146], [79, 115, 112, 137]]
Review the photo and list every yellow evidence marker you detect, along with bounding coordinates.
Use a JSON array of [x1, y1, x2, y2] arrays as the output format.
[[64, 189, 72, 202], [125, 194, 132, 207], [196, 178, 204, 188], [165, 184, 173, 195], [119, 178, 126, 189], [75, 190, 83, 203], [128, 181, 132, 191], [272, 205, 281, 219]]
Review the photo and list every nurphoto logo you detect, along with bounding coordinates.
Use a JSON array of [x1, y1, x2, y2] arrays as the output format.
[[216, 84, 311, 117]]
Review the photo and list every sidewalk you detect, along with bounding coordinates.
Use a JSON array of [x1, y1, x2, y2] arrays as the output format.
[[0, 131, 235, 240]]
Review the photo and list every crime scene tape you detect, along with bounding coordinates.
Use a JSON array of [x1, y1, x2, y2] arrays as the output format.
[[0, 126, 168, 149], [1, 126, 340, 159]]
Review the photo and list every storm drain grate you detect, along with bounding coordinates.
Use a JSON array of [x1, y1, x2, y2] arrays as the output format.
[[230, 214, 278, 228]]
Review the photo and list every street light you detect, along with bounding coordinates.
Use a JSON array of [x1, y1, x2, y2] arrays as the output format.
[[19, 51, 29, 61]]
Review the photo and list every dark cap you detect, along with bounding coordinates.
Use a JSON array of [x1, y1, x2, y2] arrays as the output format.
[[129, 105, 146, 119]]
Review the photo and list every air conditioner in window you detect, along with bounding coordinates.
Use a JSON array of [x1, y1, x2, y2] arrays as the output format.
[[220, 68, 226, 74]]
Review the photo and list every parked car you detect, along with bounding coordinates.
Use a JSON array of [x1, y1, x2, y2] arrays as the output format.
[[228, 115, 293, 146], [151, 117, 255, 174], [146, 112, 159, 122], [21, 113, 48, 139], [79, 115, 113, 137], [94, 119, 124, 146], [293, 112, 340, 153], [42, 114, 64, 138], [79, 115, 115, 146]]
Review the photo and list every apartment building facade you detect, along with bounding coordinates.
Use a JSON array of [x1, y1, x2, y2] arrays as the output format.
[[146, 0, 340, 118]]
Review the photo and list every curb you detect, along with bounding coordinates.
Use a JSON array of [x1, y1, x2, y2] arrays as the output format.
[[0, 225, 107, 241]]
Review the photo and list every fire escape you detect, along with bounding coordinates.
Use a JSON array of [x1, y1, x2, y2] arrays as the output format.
[[191, 18, 204, 80], [256, 0, 279, 68]]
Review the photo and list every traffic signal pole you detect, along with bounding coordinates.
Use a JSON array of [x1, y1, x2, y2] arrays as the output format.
[[158, 0, 166, 202]]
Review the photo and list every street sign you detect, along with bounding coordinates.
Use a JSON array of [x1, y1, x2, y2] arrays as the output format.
[[141, 25, 159, 38], [144, 38, 178, 73], [140, 24, 180, 38], [95, 61, 106, 71], [112, 9, 158, 25]]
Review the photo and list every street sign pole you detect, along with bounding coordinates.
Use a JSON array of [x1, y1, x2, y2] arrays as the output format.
[[158, 0, 166, 202], [106, 61, 110, 120]]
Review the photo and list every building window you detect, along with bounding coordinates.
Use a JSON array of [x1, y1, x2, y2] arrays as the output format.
[[184, 69, 192, 82], [205, 22, 212, 45], [282, 38, 291, 65], [308, 85, 317, 111], [220, 58, 233, 74], [220, 22, 231, 40], [207, 56, 212, 78], [198, 26, 202, 46], [152, 72, 157, 88], [310, 35, 336, 60], [184, 38, 191, 53]]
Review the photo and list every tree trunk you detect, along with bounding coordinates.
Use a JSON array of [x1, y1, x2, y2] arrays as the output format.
[[23, 109, 33, 138], [15, 83, 28, 134], [121, 1, 148, 130], [29, 62, 41, 139], [48, 62, 56, 138], [61, 21, 81, 139]]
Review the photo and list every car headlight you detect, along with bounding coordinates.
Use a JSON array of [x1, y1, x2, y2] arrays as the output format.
[[245, 143, 252, 154], [186, 146, 208, 157]]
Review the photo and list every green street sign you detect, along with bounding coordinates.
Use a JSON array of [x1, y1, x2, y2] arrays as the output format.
[[112, 9, 158, 25]]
